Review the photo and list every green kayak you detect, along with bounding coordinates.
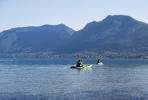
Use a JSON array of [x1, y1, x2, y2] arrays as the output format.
[[71, 65, 93, 69]]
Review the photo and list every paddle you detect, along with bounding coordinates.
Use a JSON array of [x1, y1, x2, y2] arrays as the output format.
[[76, 54, 80, 59]]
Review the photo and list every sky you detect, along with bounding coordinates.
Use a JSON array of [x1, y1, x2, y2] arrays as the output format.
[[0, 0, 148, 32]]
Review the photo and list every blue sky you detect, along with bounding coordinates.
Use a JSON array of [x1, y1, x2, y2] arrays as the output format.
[[0, 0, 148, 32]]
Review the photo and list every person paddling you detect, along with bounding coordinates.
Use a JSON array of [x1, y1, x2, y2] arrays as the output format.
[[96, 58, 101, 64], [75, 54, 83, 67], [76, 59, 83, 67]]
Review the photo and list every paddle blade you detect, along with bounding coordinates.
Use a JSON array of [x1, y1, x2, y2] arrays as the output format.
[[76, 54, 80, 58]]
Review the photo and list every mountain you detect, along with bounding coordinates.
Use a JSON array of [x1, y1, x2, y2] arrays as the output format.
[[0, 24, 75, 53], [1, 15, 148, 57], [58, 15, 148, 55]]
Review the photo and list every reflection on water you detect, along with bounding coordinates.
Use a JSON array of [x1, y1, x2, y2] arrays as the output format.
[[0, 58, 148, 100]]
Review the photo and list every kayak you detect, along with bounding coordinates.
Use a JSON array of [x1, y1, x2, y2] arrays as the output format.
[[71, 65, 93, 69], [96, 62, 104, 66]]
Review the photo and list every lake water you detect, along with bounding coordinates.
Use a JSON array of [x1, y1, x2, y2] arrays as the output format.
[[0, 58, 148, 100]]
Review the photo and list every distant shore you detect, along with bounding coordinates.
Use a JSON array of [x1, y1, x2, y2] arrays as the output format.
[[0, 53, 148, 59]]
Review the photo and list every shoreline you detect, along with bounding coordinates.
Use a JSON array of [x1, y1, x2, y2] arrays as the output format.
[[0, 54, 148, 59]]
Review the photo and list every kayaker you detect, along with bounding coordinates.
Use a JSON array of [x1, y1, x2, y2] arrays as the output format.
[[96, 58, 101, 64], [76, 59, 83, 67]]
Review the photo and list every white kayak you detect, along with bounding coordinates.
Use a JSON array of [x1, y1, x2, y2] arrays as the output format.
[[96, 62, 104, 66]]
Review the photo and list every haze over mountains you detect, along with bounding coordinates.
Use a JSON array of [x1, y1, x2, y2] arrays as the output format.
[[1, 15, 148, 57]]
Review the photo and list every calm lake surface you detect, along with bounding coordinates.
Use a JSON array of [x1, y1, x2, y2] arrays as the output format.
[[0, 58, 148, 100]]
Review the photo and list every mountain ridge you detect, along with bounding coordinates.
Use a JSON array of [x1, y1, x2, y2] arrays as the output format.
[[57, 15, 148, 55], [1, 15, 148, 57], [0, 24, 75, 53]]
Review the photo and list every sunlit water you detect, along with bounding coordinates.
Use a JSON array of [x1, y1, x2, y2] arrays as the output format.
[[0, 58, 148, 100]]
